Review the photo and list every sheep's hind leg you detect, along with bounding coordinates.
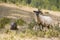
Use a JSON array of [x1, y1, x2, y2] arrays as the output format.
[[47, 25, 50, 29], [47, 25, 52, 29]]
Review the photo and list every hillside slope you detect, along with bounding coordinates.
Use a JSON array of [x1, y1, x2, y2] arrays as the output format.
[[0, 3, 60, 40]]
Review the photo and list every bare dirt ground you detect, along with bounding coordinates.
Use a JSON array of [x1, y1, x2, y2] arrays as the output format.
[[0, 3, 60, 40]]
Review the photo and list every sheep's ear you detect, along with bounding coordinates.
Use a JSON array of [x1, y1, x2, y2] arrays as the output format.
[[39, 11, 43, 14]]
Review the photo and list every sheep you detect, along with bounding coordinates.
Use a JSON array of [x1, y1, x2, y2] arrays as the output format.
[[33, 9, 54, 30], [10, 22, 18, 30]]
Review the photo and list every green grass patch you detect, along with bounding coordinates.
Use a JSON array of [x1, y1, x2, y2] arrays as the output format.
[[0, 17, 11, 28], [16, 18, 26, 26]]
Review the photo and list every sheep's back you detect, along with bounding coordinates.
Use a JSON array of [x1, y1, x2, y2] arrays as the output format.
[[39, 15, 53, 25]]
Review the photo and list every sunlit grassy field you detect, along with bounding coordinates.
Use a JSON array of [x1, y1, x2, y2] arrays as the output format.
[[0, 17, 60, 40]]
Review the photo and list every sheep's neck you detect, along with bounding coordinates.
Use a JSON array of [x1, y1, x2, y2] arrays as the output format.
[[36, 15, 41, 24]]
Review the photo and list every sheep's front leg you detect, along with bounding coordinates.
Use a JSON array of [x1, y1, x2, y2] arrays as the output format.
[[38, 24, 43, 31]]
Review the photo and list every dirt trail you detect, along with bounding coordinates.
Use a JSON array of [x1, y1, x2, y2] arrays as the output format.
[[0, 3, 34, 23]]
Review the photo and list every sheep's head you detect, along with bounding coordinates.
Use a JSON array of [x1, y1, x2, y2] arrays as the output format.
[[33, 9, 43, 16], [33, 11, 39, 16]]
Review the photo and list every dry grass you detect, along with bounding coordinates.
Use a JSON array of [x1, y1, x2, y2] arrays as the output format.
[[0, 29, 60, 40]]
